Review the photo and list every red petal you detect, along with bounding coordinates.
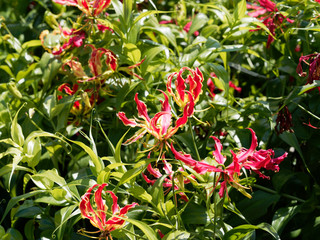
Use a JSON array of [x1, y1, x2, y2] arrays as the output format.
[[210, 136, 226, 165], [117, 112, 137, 127], [135, 93, 150, 121], [106, 191, 120, 214], [119, 202, 138, 216]]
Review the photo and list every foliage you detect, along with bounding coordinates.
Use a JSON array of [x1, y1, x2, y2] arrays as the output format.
[[1, 0, 320, 239]]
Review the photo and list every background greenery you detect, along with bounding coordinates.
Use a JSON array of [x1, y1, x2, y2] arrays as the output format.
[[1, 0, 320, 239]]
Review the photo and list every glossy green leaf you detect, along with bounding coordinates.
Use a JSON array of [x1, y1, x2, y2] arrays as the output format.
[[188, 13, 208, 37], [206, 63, 229, 92], [125, 218, 158, 240], [66, 138, 104, 176], [1, 228, 23, 240], [272, 206, 300, 235], [128, 183, 153, 204], [124, 43, 141, 63], [163, 230, 190, 240], [223, 223, 280, 240], [0, 190, 47, 224], [114, 129, 130, 172], [24, 220, 35, 240], [233, 0, 247, 22], [0, 225, 5, 238], [11, 104, 25, 147]]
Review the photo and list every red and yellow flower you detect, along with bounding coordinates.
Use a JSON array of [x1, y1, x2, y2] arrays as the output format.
[[166, 67, 203, 116], [79, 183, 138, 239], [171, 128, 287, 198], [53, 0, 112, 17], [117, 91, 193, 148]]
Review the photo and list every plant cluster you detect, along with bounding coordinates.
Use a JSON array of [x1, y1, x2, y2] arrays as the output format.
[[1, 0, 320, 239]]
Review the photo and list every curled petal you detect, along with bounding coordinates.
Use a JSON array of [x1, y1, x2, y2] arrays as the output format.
[[64, 59, 87, 78], [80, 184, 105, 231], [210, 136, 226, 165], [159, 91, 172, 134], [117, 112, 137, 127], [53, 0, 78, 6], [175, 103, 189, 128], [94, 183, 108, 226], [171, 143, 222, 174], [146, 164, 162, 178], [142, 172, 156, 185], [162, 158, 173, 175], [105, 51, 117, 71], [236, 128, 258, 163], [119, 202, 138, 216], [93, 0, 112, 16], [134, 93, 150, 121], [123, 129, 147, 145], [106, 191, 120, 214], [191, 67, 204, 101], [176, 68, 187, 102]]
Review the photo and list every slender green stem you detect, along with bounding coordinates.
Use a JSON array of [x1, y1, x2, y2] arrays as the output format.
[[212, 172, 217, 239], [292, 102, 320, 121], [188, 121, 201, 161]]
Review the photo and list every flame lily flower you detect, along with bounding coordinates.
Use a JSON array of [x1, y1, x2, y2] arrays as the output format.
[[64, 45, 117, 84], [79, 183, 138, 239], [57, 83, 98, 125], [296, 53, 320, 93], [171, 128, 287, 198], [247, 0, 294, 48], [142, 156, 194, 201], [40, 27, 85, 55], [117, 91, 193, 148], [167, 67, 203, 116], [275, 105, 294, 135], [53, 0, 111, 17]]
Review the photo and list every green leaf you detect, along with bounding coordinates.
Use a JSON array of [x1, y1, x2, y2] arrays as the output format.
[[0, 164, 33, 178], [283, 81, 320, 107], [279, 132, 304, 161], [11, 104, 25, 147], [140, 45, 168, 74], [23, 137, 41, 168], [0, 190, 47, 224], [127, 183, 153, 204], [163, 230, 190, 240], [31, 169, 74, 201], [188, 13, 208, 37], [0, 225, 5, 238], [150, 175, 166, 214], [272, 206, 300, 235], [0, 65, 15, 78], [24, 220, 35, 240], [181, 202, 209, 225], [206, 63, 229, 92], [66, 138, 104, 176], [141, 26, 178, 51], [2, 228, 23, 240], [21, 40, 42, 49], [123, 43, 141, 63], [133, 10, 169, 25], [118, 159, 153, 186], [6, 82, 22, 98], [54, 205, 79, 240], [233, 0, 247, 22], [125, 218, 158, 240], [114, 129, 130, 172], [223, 223, 280, 240]]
